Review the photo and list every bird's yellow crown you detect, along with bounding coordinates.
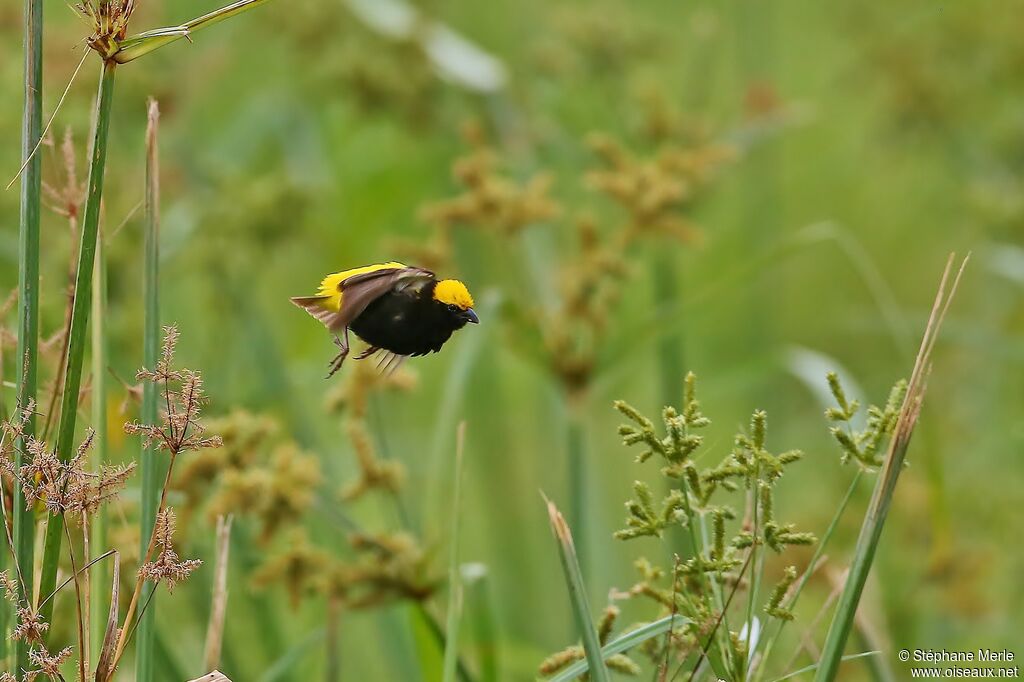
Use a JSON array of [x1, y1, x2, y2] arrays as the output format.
[[433, 279, 475, 309]]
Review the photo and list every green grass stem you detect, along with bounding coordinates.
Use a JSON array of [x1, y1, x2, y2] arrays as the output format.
[[546, 614, 686, 682], [38, 57, 117, 626], [136, 97, 164, 682], [88, 229, 110, 673], [442, 423, 467, 682], [544, 496, 608, 682], [813, 255, 967, 682], [566, 406, 586, 579], [752, 469, 863, 682], [14, 0, 43, 674]]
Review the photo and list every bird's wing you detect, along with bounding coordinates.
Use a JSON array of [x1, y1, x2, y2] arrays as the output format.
[[337, 266, 435, 325], [291, 265, 435, 331]]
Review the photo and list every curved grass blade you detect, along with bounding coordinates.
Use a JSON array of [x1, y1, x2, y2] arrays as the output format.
[[543, 497, 608, 682], [89, 221, 110, 671], [775, 651, 879, 682], [546, 615, 685, 682], [813, 255, 968, 682], [113, 0, 276, 63]]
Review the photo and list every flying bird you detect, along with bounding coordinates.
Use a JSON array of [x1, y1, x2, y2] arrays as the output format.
[[291, 262, 479, 377]]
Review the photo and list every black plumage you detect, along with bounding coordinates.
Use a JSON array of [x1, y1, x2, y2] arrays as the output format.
[[349, 282, 473, 357]]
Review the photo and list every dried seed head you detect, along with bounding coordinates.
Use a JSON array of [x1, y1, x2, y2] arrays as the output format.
[[76, 0, 137, 58], [12, 608, 49, 644], [25, 645, 73, 682], [138, 508, 202, 592]]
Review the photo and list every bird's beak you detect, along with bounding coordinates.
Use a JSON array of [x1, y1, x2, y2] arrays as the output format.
[[464, 308, 479, 324]]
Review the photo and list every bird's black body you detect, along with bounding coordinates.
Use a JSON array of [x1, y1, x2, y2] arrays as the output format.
[[349, 282, 472, 356]]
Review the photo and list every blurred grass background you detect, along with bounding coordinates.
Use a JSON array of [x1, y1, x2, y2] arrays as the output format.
[[1, 0, 1021, 679]]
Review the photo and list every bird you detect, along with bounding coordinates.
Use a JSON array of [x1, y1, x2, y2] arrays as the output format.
[[291, 262, 479, 377]]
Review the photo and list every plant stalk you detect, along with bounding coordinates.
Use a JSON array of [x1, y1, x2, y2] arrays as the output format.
[[37, 57, 117, 627], [545, 497, 609, 682], [441, 423, 467, 682], [89, 226, 110, 673], [813, 255, 966, 682], [136, 96, 163, 682], [566, 401, 586, 579], [14, 0, 43, 674]]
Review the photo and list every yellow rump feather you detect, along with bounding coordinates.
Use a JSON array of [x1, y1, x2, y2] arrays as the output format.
[[315, 261, 407, 311]]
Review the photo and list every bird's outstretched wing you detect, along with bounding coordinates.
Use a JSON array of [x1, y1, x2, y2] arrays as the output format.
[[291, 264, 435, 331]]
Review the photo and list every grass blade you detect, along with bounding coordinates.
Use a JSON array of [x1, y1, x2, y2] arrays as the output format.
[[113, 0, 277, 63], [543, 496, 609, 682], [565, 407, 587, 581], [813, 254, 968, 682], [94, 551, 121, 681], [37, 57, 117, 628], [546, 615, 686, 682], [137, 97, 164, 682], [442, 423, 467, 682], [14, 0, 43, 674], [775, 651, 880, 682], [89, 221, 110, 673]]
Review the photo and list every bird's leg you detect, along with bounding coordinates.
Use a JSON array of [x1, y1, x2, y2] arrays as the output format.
[[355, 345, 380, 361], [326, 328, 350, 378]]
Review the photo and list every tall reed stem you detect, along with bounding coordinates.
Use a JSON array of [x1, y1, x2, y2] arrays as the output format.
[[137, 97, 163, 682], [813, 255, 967, 682], [441, 423, 467, 682], [14, 0, 43, 673], [37, 57, 117, 626], [89, 231, 110, 673], [653, 250, 684, 409], [566, 401, 587, 579]]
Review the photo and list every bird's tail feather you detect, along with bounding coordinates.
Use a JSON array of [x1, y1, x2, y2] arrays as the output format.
[[291, 295, 346, 330]]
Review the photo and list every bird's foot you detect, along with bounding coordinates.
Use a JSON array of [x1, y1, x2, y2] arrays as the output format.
[[355, 345, 380, 361], [326, 336, 349, 378]]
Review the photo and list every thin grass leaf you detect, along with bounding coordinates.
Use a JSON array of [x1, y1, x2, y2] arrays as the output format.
[[13, 0, 44, 674], [546, 615, 685, 682], [543, 497, 609, 682], [94, 551, 121, 681], [38, 56, 118, 629], [442, 423, 467, 682], [751, 470, 863, 682], [775, 651, 880, 682], [89, 221, 110, 672], [813, 254, 968, 682], [113, 0, 277, 63], [413, 603, 475, 682], [566, 408, 587, 580], [137, 97, 164, 682]]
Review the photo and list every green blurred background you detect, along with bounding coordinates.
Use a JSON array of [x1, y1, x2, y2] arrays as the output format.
[[1, 0, 1021, 679]]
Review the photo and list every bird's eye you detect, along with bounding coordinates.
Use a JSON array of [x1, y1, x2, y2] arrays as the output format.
[[447, 303, 459, 313]]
